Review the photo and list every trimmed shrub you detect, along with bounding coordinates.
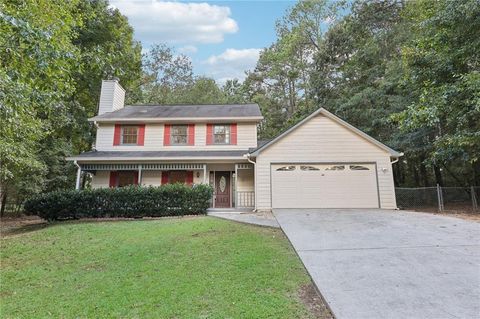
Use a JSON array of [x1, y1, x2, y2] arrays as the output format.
[[24, 184, 213, 221]]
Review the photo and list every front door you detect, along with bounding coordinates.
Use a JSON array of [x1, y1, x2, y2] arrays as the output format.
[[215, 171, 231, 208]]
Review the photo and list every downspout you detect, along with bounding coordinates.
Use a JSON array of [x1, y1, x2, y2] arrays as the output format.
[[390, 154, 403, 210], [245, 153, 257, 212], [74, 160, 82, 190], [391, 152, 404, 165]]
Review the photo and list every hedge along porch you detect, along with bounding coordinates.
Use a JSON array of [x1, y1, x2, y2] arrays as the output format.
[[74, 162, 255, 209]]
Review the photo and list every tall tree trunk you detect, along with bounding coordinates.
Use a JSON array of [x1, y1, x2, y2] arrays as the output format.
[[433, 165, 444, 186], [473, 160, 480, 186], [0, 188, 8, 218]]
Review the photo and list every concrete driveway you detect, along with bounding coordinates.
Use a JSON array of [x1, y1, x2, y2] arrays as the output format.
[[274, 209, 480, 319]]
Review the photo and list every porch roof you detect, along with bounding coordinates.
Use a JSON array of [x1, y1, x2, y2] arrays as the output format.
[[67, 150, 249, 161]]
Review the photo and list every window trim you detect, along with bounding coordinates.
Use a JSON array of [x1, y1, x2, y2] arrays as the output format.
[[170, 124, 189, 146], [213, 124, 231, 145], [121, 125, 138, 145]]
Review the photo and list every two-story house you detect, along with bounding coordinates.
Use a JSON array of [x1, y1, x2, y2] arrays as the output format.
[[69, 79, 402, 211]]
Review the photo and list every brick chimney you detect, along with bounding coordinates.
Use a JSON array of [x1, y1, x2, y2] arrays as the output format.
[[98, 78, 125, 115]]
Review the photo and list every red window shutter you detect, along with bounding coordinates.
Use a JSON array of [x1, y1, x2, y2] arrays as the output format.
[[163, 124, 171, 146], [206, 124, 213, 145], [133, 171, 139, 185], [113, 124, 121, 145], [230, 123, 237, 145], [186, 171, 194, 185], [161, 171, 169, 185], [137, 125, 145, 146], [188, 124, 195, 145], [109, 171, 118, 187]]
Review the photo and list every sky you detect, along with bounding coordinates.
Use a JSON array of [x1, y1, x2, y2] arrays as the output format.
[[109, 0, 296, 83]]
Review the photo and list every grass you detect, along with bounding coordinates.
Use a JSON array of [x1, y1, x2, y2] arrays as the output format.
[[0, 217, 321, 318]]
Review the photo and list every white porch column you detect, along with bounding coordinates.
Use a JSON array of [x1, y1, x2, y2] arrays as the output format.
[[138, 164, 143, 186], [234, 164, 238, 208], [203, 164, 207, 184], [75, 162, 82, 190]]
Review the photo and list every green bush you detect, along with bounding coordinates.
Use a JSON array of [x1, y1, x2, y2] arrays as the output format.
[[24, 184, 213, 221]]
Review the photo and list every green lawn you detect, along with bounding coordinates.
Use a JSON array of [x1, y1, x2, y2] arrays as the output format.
[[0, 217, 322, 318]]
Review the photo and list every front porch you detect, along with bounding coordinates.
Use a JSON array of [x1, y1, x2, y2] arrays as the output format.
[[76, 162, 255, 209]]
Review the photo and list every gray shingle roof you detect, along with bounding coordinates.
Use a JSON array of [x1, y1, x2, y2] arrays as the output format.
[[91, 104, 262, 120], [70, 150, 249, 159], [248, 139, 273, 153]]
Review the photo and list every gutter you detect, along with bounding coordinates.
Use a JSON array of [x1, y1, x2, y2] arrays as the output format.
[[244, 153, 257, 212], [66, 156, 248, 161]]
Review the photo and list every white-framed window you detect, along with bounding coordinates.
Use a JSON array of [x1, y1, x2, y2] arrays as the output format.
[[213, 124, 230, 144], [170, 125, 188, 145], [121, 126, 138, 144]]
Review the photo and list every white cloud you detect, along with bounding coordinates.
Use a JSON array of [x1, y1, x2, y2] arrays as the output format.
[[203, 48, 261, 83], [178, 45, 198, 54], [109, 0, 238, 45]]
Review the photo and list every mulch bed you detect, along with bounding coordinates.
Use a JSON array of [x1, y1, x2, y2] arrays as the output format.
[[0, 215, 48, 237]]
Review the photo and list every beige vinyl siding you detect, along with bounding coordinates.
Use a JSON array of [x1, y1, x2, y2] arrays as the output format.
[[237, 169, 254, 192], [255, 114, 397, 210], [98, 81, 125, 115], [91, 171, 110, 188], [141, 170, 162, 186], [95, 123, 257, 151]]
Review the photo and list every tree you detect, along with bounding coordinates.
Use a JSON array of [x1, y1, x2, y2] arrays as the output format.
[[394, 0, 480, 186], [0, 0, 81, 214], [245, 0, 345, 140], [0, 0, 143, 214], [141, 44, 194, 104], [222, 79, 250, 104], [167, 77, 226, 105]]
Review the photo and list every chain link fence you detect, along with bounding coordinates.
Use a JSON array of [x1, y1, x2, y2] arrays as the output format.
[[396, 185, 479, 213]]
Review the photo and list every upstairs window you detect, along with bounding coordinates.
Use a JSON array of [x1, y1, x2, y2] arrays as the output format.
[[113, 124, 144, 146], [121, 126, 138, 145], [214, 125, 230, 144], [171, 125, 188, 145]]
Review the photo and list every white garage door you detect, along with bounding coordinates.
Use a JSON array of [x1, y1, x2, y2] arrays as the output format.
[[271, 163, 379, 208]]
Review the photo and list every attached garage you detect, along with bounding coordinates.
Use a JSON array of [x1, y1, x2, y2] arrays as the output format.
[[249, 108, 402, 211], [271, 163, 379, 208]]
